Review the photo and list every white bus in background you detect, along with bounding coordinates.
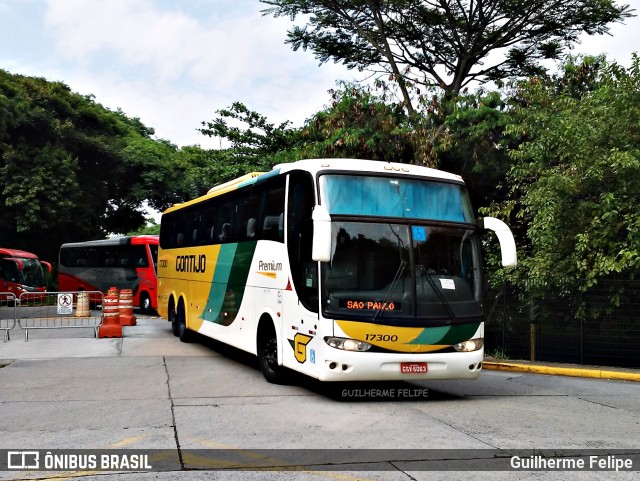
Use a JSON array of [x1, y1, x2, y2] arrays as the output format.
[[157, 159, 516, 383]]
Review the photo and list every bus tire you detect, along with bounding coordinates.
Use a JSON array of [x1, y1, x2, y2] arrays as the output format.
[[169, 300, 179, 337], [257, 320, 289, 384], [177, 302, 194, 343], [140, 292, 152, 314]]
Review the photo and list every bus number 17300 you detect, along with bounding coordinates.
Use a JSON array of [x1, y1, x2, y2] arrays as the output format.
[[365, 334, 398, 342]]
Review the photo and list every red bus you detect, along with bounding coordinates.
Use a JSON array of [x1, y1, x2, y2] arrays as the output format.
[[58, 235, 159, 312], [0, 247, 52, 299]]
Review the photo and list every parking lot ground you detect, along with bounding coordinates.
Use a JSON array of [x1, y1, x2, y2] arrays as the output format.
[[1, 316, 638, 480]]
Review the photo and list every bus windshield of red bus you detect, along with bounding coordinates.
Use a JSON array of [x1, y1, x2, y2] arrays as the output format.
[[0, 257, 46, 289]]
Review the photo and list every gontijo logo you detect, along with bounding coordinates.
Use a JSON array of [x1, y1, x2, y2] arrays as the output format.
[[176, 254, 206, 273]]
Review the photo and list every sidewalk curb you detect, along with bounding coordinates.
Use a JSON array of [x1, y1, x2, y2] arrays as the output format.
[[483, 361, 640, 382]]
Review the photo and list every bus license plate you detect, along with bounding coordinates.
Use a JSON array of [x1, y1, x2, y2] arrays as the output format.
[[401, 362, 428, 374]]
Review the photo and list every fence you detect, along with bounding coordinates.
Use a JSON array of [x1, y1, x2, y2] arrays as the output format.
[[15, 291, 104, 341], [484, 279, 640, 368], [1, 293, 17, 341]]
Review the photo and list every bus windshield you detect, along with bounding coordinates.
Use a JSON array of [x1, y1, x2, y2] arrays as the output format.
[[0, 257, 46, 290], [320, 222, 481, 323], [320, 174, 475, 222], [19, 258, 46, 288]]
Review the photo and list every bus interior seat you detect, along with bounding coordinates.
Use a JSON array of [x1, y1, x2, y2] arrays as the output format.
[[247, 218, 256, 238], [263, 216, 280, 240], [219, 223, 231, 242]]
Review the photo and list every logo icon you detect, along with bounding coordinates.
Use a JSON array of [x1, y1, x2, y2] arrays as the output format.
[[8, 451, 40, 469]]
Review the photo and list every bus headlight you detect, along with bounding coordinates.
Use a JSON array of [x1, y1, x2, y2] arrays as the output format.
[[325, 337, 372, 352], [453, 338, 484, 352]]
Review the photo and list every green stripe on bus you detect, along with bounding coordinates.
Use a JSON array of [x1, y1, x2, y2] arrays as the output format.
[[438, 322, 480, 345], [203, 242, 257, 326], [409, 322, 480, 346]]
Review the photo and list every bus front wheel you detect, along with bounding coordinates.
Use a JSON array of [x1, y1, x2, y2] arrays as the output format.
[[257, 321, 288, 384], [140, 292, 152, 314]]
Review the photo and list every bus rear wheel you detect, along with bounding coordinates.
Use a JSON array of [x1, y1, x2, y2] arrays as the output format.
[[169, 302, 179, 337], [257, 322, 288, 384], [177, 303, 194, 343]]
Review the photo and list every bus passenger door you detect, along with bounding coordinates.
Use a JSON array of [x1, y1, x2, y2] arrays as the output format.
[[283, 171, 320, 377]]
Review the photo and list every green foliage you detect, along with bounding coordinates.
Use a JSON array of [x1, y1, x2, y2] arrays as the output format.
[[128, 219, 160, 236], [485, 55, 640, 287], [199, 102, 302, 181], [0, 70, 204, 262], [436, 89, 514, 209], [299, 83, 414, 162]]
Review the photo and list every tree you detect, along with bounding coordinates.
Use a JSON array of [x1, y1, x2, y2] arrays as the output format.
[[261, 0, 633, 115], [484, 55, 640, 286], [0, 70, 197, 261], [438, 87, 514, 209], [299, 82, 414, 161], [199, 102, 304, 182]]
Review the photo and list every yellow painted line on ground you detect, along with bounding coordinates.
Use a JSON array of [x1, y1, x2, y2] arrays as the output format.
[[187, 437, 381, 481], [110, 435, 147, 448], [483, 362, 640, 382]]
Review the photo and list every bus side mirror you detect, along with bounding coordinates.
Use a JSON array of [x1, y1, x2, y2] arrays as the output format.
[[41, 261, 52, 273], [312, 205, 332, 262], [480, 217, 517, 267]]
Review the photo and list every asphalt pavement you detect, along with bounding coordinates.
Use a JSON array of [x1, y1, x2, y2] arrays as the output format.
[[1, 316, 638, 382]]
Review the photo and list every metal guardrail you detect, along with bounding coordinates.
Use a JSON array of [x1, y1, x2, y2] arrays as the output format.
[[1, 292, 17, 341], [17, 291, 104, 341], [485, 279, 640, 368]]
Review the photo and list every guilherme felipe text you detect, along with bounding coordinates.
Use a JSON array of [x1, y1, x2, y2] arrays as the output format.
[[511, 455, 633, 471]]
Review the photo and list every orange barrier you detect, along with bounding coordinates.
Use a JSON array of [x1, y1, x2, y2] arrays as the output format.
[[98, 288, 122, 338], [75, 292, 90, 317], [118, 289, 137, 326]]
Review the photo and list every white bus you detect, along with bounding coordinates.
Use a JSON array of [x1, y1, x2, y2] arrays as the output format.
[[157, 159, 516, 383]]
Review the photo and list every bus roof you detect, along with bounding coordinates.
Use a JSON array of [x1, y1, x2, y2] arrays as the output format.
[[0, 248, 40, 259], [164, 158, 465, 215], [60, 235, 159, 249], [274, 158, 463, 182]]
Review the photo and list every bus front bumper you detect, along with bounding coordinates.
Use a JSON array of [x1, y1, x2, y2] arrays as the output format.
[[317, 348, 484, 382]]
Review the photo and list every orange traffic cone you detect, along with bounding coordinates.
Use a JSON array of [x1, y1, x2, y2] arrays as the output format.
[[98, 288, 122, 338], [118, 289, 137, 326]]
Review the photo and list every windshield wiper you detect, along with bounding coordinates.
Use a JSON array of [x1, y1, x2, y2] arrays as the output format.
[[373, 260, 407, 322], [419, 265, 457, 322]]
